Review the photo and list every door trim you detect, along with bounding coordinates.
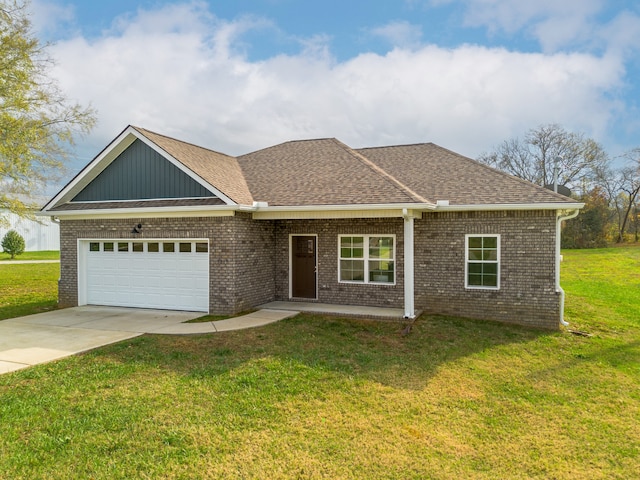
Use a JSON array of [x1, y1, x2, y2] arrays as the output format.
[[289, 234, 318, 300]]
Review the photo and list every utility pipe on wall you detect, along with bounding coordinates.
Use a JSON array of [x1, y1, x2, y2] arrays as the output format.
[[403, 208, 415, 319], [556, 209, 580, 326]]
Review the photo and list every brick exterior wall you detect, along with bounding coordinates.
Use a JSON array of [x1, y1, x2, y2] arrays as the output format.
[[59, 209, 560, 329], [274, 218, 405, 308], [415, 210, 560, 329], [58, 214, 275, 315]]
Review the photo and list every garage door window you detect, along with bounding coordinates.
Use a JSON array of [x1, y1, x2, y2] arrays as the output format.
[[87, 241, 210, 253]]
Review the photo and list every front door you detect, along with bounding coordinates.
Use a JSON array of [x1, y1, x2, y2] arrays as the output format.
[[291, 235, 317, 299]]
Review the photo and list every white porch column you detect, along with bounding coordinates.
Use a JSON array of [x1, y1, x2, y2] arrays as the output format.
[[403, 209, 415, 319]]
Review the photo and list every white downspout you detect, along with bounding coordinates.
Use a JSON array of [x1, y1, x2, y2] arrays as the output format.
[[556, 209, 579, 326], [403, 209, 415, 319]]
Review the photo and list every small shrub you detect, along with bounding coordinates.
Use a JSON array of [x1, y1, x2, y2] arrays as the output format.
[[1, 230, 26, 259]]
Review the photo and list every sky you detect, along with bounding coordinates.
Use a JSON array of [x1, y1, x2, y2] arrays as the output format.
[[28, 0, 640, 183]]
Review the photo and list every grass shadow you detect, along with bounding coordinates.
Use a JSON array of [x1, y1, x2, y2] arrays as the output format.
[[88, 312, 547, 391]]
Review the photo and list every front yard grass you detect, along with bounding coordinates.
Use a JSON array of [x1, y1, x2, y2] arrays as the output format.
[[0, 250, 60, 261], [0, 263, 59, 320], [0, 247, 638, 478]]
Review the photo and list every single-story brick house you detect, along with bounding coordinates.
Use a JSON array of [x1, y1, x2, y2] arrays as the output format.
[[41, 125, 582, 329]]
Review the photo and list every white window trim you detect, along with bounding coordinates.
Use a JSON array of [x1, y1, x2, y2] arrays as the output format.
[[465, 234, 501, 290], [338, 234, 396, 285]]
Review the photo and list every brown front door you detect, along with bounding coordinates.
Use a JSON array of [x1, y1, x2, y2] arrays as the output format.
[[291, 235, 317, 299]]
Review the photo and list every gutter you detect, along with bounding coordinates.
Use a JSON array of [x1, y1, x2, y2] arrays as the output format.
[[556, 209, 580, 327]]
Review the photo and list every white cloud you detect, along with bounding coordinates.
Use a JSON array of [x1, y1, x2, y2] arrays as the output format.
[[30, 0, 75, 38], [48, 2, 626, 165], [369, 21, 423, 48]]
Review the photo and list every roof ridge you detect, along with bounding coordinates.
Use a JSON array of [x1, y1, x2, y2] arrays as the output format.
[[132, 126, 236, 159], [333, 139, 431, 204], [238, 137, 338, 158], [356, 142, 436, 151]]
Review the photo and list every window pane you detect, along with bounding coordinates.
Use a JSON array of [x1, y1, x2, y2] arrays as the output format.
[[468, 263, 483, 274], [89, 242, 100, 252], [483, 263, 498, 275], [195, 242, 208, 253], [179, 242, 192, 253], [468, 274, 483, 286], [468, 237, 482, 248], [104, 242, 114, 252], [340, 259, 364, 282], [163, 243, 175, 253], [483, 237, 497, 249], [147, 242, 159, 252], [468, 249, 483, 261], [132, 242, 144, 252], [369, 236, 393, 259], [340, 237, 364, 259], [118, 242, 129, 252], [369, 260, 394, 283], [483, 249, 498, 261]]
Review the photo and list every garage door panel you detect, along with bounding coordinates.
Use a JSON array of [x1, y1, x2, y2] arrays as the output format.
[[84, 240, 209, 312]]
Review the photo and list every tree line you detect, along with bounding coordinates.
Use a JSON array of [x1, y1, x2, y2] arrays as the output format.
[[479, 124, 640, 248]]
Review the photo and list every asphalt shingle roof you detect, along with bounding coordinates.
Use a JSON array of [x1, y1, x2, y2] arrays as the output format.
[[133, 127, 254, 205], [236, 138, 422, 206], [49, 126, 579, 211], [357, 143, 574, 205]]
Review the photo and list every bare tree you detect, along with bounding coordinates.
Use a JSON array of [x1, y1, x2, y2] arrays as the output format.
[[615, 149, 640, 243], [478, 124, 609, 193]]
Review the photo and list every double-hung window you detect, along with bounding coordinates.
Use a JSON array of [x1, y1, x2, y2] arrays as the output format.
[[339, 235, 395, 284], [465, 235, 500, 289]]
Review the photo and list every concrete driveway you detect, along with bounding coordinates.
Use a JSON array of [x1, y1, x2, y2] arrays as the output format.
[[0, 306, 199, 374], [0, 306, 298, 375]]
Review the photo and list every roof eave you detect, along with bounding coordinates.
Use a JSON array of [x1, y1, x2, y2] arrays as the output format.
[[433, 202, 585, 212]]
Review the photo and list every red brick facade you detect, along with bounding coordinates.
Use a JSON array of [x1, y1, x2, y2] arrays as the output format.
[[58, 209, 561, 329]]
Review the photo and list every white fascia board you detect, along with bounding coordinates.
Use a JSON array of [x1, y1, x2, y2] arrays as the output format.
[[434, 202, 585, 212], [133, 133, 236, 206], [249, 203, 436, 220], [39, 205, 237, 220]]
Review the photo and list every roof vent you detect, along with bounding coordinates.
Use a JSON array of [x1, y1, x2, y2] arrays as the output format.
[[436, 200, 449, 207]]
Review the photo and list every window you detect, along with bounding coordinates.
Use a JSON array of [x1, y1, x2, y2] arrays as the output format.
[[118, 242, 129, 252], [103, 242, 114, 252], [466, 235, 500, 289], [195, 242, 208, 253], [163, 242, 175, 253], [147, 242, 159, 252], [179, 242, 192, 253], [132, 242, 144, 252], [339, 235, 395, 284], [89, 242, 100, 252]]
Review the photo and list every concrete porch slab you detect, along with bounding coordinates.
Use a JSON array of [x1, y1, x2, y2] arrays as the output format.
[[258, 301, 412, 320]]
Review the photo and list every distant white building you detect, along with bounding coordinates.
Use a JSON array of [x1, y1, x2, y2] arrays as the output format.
[[1, 196, 60, 251]]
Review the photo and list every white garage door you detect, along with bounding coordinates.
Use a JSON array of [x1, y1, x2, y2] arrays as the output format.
[[83, 240, 209, 312]]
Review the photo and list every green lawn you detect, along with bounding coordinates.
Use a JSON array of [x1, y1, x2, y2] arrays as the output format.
[[0, 250, 60, 261], [0, 263, 59, 320], [0, 248, 638, 479]]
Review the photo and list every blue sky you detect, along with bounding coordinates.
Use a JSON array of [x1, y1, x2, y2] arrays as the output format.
[[30, 0, 640, 180]]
